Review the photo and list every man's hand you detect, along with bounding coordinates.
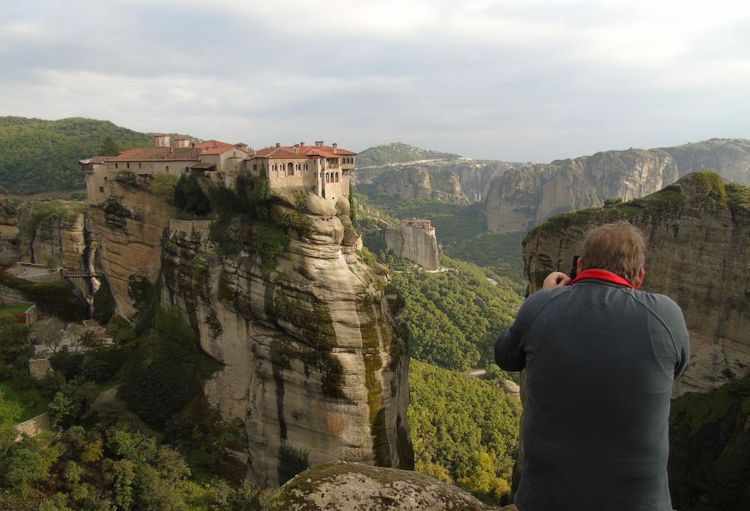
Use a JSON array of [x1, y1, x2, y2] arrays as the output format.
[[542, 272, 571, 290]]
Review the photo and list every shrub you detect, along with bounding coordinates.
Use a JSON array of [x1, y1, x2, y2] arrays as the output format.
[[278, 444, 309, 485], [173, 175, 210, 216], [119, 307, 220, 427], [92, 276, 115, 325]]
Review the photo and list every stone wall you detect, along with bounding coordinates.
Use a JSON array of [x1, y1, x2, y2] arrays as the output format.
[[0, 283, 27, 305], [14, 413, 51, 441]]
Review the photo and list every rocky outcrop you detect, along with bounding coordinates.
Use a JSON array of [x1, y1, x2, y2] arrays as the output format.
[[668, 375, 750, 510], [16, 203, 87, 271], [485, 149, 678, 233], [158, 191, 413, 487], [522, 173, 750, 395], [267, 461, 510, 511], [384, 219, 440, 270], [356, 161, 509, 204], [87, 185, 173, 315], [661, 138, 750, 185]]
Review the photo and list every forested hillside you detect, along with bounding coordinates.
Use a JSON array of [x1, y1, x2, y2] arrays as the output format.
[[409, 360, 520, 504], [357, 142, 460, 166], [390, 256, 521, 370], [0, 117, 152, 194]]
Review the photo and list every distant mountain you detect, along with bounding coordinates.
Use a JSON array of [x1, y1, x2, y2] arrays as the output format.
[[0, 116, 153, 194], [485, 138, 750, 233], [357, 142, 461, 167], [659, 138, 750, 185]]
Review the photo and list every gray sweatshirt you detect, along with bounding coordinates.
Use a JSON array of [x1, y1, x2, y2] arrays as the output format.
[[495, 275, 690, 511]]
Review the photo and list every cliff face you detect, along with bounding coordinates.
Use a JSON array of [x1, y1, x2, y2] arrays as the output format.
[[84, 177, 414, 487], [161, 194, 413, 486], [661, 138, 750, 185], [485, 149, 678, 233], [87, 184, 173, 315], [522, 173, 750, 395], [384, 220, 440, 270], [356, 161, 508, 204]]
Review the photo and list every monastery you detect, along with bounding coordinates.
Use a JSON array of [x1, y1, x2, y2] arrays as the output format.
[[80, 134, 356, 204]]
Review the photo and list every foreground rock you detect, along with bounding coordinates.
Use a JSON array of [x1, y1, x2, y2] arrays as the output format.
[[523, 172, 750, 395], [267, 462, 513, 510]]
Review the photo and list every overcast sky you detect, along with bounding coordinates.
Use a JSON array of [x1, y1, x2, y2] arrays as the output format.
[[2, 0, 749, 161]]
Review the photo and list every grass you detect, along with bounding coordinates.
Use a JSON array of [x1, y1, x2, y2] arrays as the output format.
[[0, 378, 49, 422], [0, 304, 33, 318]]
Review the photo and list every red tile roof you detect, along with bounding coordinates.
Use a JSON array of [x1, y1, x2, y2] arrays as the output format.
[[108, 147, 201, 162], [251, 144, 356, 159], [193, 140, 248, 156], [105, 139, 247, 161]]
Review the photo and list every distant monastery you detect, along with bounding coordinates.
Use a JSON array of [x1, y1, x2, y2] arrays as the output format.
[[80, 134, 356, 204]]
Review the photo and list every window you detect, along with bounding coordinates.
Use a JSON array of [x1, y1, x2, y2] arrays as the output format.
[[104, 177, 107, 181], [287, 162, 294, 176], [99, 187, 104, 193], [115, 163, 118, 169], [126, 162, 130, 169], [166, 165, 169, 172], [335, 173, 339, 183], [253, 164, 258, 171], [138, 162, 142, 169]]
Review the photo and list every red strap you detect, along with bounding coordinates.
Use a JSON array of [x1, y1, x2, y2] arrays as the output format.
[[569, 269, 634, 288]]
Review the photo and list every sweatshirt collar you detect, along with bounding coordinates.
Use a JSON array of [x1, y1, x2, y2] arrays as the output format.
[[569, 269, 634, 288]]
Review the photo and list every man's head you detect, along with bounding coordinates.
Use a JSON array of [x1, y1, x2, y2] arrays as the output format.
[[579, 221, 646, 286]]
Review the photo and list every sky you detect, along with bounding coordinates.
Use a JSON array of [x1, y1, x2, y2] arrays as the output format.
[[1, 0, 749, 161]]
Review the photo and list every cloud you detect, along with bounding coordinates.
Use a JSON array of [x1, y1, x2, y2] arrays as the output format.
[[0, 0, 748, 161]]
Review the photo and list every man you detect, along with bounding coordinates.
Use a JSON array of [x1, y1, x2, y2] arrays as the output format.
[[496, 222, 690, 511]]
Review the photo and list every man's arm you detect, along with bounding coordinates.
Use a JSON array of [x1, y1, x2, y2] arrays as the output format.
[[495, 323, 526, 371], [672, 310, 690, 380], [655, 295, 691, 379]]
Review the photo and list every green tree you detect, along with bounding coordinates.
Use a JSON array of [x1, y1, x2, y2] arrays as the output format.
[[99, 136, 120, 156]]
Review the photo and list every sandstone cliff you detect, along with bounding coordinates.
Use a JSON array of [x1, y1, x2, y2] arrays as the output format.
[[661, 138, 750, 185], [356, 161, 509, 204], [87, 184, 173, 315], [485, 149, 678, 233], [522, 173, 750, 395], [15, 201, 88, 271], [485, 139, 750, 234], [85, 176, 414, 487], [384, 219, 440, 270]]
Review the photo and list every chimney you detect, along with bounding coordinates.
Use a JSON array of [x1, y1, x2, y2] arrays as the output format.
[[315, 140, 324, 147], [300, 141, 305, 147], [332, 143, 338, 149], [154, 133, 171, 147], [275, 142, 281, 148]]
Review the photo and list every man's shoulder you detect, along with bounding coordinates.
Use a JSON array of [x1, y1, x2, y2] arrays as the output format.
[[632, 290, 687, 328], [632, 289, 683, 311], [521, 286, 572, 313]]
